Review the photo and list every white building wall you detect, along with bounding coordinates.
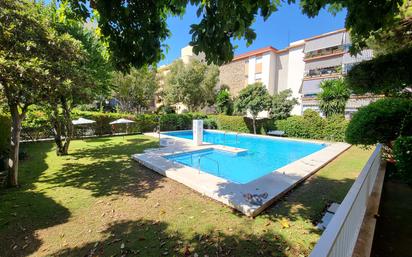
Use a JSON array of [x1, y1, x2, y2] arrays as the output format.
[[275, 52, 289, 93], [286, 41, 305, 115], [267, 52, 277, 94], [262, 53, 271, 91], [247, 57, 256, 84], [181, 45, 206, 64]]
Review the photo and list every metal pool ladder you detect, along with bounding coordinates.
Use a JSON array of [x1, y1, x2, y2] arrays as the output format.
[[235, 132, 240, 144], [197, 155, 220, 175]]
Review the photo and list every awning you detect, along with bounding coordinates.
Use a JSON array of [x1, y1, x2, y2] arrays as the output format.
[[342, 49, 373, 64], [304, 32, 344, 52], [301, 78, 334, 95], [305, 55, 343, 71]]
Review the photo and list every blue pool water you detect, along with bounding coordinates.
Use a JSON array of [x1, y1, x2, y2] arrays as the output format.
[[164, 130, 326, 184]]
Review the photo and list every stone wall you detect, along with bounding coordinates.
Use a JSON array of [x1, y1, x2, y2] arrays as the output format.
[[219, 59, 246, 96]]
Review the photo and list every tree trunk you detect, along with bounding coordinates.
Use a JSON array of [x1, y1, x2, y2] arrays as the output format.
[[50, 104, 66, 156], [61, 98, 72, 155], [252, 116, 257, 134], [50, 97, 73, 156], [8, 105, 23, 187]]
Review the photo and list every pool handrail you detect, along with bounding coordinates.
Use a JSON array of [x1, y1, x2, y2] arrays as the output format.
[[198, 155, 220, 175]]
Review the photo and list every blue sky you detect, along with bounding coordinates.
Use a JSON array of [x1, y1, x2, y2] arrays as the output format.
[[160, 3, 346, 65]]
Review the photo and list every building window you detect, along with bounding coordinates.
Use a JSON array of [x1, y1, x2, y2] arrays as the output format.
[[256, 56, 262, 63]]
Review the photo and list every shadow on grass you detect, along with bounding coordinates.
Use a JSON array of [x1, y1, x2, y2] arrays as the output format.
[[50, 219, 299, 257], [264, 176, 356, 223], [214, 174, 355, 233], [38, 137, 162, 198], [0, 142, 71, 256]]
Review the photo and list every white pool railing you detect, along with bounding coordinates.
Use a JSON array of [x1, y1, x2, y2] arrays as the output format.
[[309, 144, 383, 257]]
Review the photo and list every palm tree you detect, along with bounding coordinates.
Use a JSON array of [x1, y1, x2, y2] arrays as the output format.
[[318, 78, 350, 117]]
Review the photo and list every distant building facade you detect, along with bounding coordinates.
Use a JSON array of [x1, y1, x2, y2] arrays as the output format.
[[219, 29, 379, 117]]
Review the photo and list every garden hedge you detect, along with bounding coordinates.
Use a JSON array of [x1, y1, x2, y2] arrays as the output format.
[[345, 98, 412, 146], [19, 107, 348, 141], [21, 109, 209, 140], [275, 109, 349, 141], [393, 136, 412, 184], [208, 115, 276, 134]]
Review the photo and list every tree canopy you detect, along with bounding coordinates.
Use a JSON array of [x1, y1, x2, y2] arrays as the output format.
[[270, 89, 298, 120], [215, 88, 233, 115], [234, 83, 271, 134], [63, 0, 407, 69], [163, 60, 219, 111], [112, 67, 158, 114]]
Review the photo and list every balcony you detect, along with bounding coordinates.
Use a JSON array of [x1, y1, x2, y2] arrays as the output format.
[[304, 46, 345, 60], [304, 66, 342, 79]]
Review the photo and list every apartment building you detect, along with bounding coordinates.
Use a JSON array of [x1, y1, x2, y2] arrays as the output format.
[[219, 29, 378, 116]]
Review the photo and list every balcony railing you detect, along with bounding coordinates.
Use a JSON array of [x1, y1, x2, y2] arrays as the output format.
[[305, 46, 345, 59], [304, 66, 342, 78]]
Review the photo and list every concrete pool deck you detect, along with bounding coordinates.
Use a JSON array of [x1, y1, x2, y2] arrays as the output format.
[[132, 131, 351, 217]]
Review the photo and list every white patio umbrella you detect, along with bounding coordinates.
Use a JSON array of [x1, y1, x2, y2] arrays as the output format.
[[109, 118, 135, 125], [72, 117, 96, 125], [109, 118, 135, 135], [72, 118, 96, 139]]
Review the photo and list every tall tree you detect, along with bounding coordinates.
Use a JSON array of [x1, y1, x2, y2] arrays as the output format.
[[0, 0, 93, 185], [112, 67, 158, 114], [163, 60, 219, 111], [45, 35, 93, 156], [0, 0, 56, 186], [234, 83, 272, 134], [270, 89, 298, 120], [41, 2, 106, 156], [318, 79, 350, 117], [0, 0, 70, 186]]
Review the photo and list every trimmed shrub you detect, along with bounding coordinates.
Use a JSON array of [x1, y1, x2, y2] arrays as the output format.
[[209, 115, 250, 133], [276, 116, 308, 138], [324, 115, 349, 142], [275, 110, 348, 141], [393, 136, 412, 184], [345, 98, 412, 146], [208, 115, 275, 134], [203, 118, 217, 129]]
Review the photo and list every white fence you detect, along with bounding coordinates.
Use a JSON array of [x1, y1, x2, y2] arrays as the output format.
[[309, 144, 382, 257]]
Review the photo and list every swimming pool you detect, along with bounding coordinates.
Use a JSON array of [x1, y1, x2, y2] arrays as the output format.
[[164, 130, 326, 184]]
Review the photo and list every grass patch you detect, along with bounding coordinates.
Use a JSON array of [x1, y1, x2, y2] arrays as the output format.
[[0, 135, 373, 257]]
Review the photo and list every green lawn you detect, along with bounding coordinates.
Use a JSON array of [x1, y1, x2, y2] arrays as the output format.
[[0, 135, 373, 257]]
